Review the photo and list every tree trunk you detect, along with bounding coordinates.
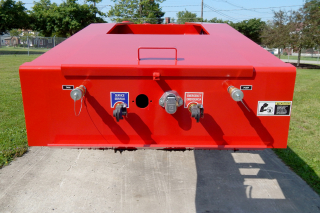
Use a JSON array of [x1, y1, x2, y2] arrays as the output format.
[[297, 48, 302, 67], [278, 48, 281, 59]]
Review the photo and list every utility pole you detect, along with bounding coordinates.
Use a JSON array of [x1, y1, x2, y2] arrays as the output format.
[[201, 0, 203, 20]]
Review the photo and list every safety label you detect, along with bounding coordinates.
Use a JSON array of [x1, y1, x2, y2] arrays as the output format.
[[62, 85, 74, 90], [257, 101, 292, 116], [184, 92, 203, 108], [240, 85, 252, 90], [110, 92, 129, 108]]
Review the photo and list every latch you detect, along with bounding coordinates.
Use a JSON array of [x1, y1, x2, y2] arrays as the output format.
[[188, 103, 204, 122], [113, 103, 127, 122]]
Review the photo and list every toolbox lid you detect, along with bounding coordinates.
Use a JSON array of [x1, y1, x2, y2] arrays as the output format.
[[21, 23, 294, 78]]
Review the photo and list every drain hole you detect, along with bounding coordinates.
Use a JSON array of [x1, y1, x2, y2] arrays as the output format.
[[136, 94, 149, 108]]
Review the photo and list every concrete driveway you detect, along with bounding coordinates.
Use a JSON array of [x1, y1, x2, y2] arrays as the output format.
[[0, 147, 319, 213]]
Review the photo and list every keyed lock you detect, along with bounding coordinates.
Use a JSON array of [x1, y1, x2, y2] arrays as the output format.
[[227, 86, 250, 112], [70, 85, 86, 116]]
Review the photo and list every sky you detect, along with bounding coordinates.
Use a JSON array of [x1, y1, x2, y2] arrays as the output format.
[[22, 0, 307, 23]]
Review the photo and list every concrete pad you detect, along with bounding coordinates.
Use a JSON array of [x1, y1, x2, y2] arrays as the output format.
[[0, 147, 319, 213]]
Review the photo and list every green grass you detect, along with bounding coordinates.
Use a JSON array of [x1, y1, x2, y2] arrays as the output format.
[[280, 55, 320, 62], [274, 69, 320, 195], [0, 55, 319, 195], [0, 55, 40, 168], [0, 46, 49, 55]]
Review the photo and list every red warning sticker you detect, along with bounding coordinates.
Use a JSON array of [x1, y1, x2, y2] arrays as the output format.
[[184, 92, 204, 108]]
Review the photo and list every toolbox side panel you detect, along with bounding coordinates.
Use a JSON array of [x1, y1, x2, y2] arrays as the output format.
[[21, 66, 295, 149]]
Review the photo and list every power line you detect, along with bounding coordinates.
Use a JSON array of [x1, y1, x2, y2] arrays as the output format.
[[162, 5, 201, 7], [204, 3, 240, 22], [209, 0, 272, 14], [216, 5, 303, 12]]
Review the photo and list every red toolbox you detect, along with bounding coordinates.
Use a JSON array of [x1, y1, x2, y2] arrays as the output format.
[[19, 23, 296, 149]]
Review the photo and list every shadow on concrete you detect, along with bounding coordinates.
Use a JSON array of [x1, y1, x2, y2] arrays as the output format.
[[274, 146, 320, 196], [194, 149, 320, 213]]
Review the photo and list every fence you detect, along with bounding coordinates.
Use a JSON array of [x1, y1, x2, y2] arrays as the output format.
[[0, 36, 67, 55], [265, 47, 320, 64]]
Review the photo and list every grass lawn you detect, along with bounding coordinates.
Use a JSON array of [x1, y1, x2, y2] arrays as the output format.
[[0, 46, 49, 55], [0, 55, 319, 195], [280, 55, 320, 62], [0, 55, 40, 167], [274, 68, 320, 194]]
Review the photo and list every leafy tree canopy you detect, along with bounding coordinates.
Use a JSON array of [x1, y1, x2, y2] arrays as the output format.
[[0, 0, 29, 35], [9, 28, 21, 37], [108, 0, 165, 24], [208, 17, 266, 44], [303, 0, 320, 46], [176, 10, 202, 24], [261, 10, 290, 57], [232, 18, 265, 44], [30, 0, 107, 37]]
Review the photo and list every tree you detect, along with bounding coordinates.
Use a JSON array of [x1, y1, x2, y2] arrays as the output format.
[[176, 10, 202, 24], [303, 0, 320, 47], [261, 10, 290, 58], [30, 0, 58, 37], [232, 19, 265, 44], [0, 0, 29, 35], [86, 0, 102, 7], [108, 0, 165, 24], [9, 29, 20, 37], [287, 10, 315, 66], [208, 18, 265, 44], [208, 17, 231, 24], [30, 0, 106, 37]]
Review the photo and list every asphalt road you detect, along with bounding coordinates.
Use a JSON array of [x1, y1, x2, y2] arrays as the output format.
[[0, 147, 319, 213]]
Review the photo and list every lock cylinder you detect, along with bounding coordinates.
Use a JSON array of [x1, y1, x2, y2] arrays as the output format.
[[159, 90, 183, 114], [70, 85, 86, 101], [228, 86, 244, 102], [227, 85, 250, 112], [70, 85, 86, 116]]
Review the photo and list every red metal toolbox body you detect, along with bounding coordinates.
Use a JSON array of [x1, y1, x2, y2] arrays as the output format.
[[19, 23, 296, 149]]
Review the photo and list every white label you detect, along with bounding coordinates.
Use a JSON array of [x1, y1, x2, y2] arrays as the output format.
[[257, 101, 292, 116]]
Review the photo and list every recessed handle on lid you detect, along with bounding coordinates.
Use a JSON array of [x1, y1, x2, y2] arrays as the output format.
[[138, 47, 177, 61]]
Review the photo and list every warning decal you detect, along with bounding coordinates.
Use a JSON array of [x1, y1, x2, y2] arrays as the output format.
[[257, 101, 292, 116], [184, 92, 203, 108], [110, 92, 129, 108]]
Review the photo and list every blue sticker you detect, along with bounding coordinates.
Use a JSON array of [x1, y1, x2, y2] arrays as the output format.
[[110, 92, 129, 108]]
